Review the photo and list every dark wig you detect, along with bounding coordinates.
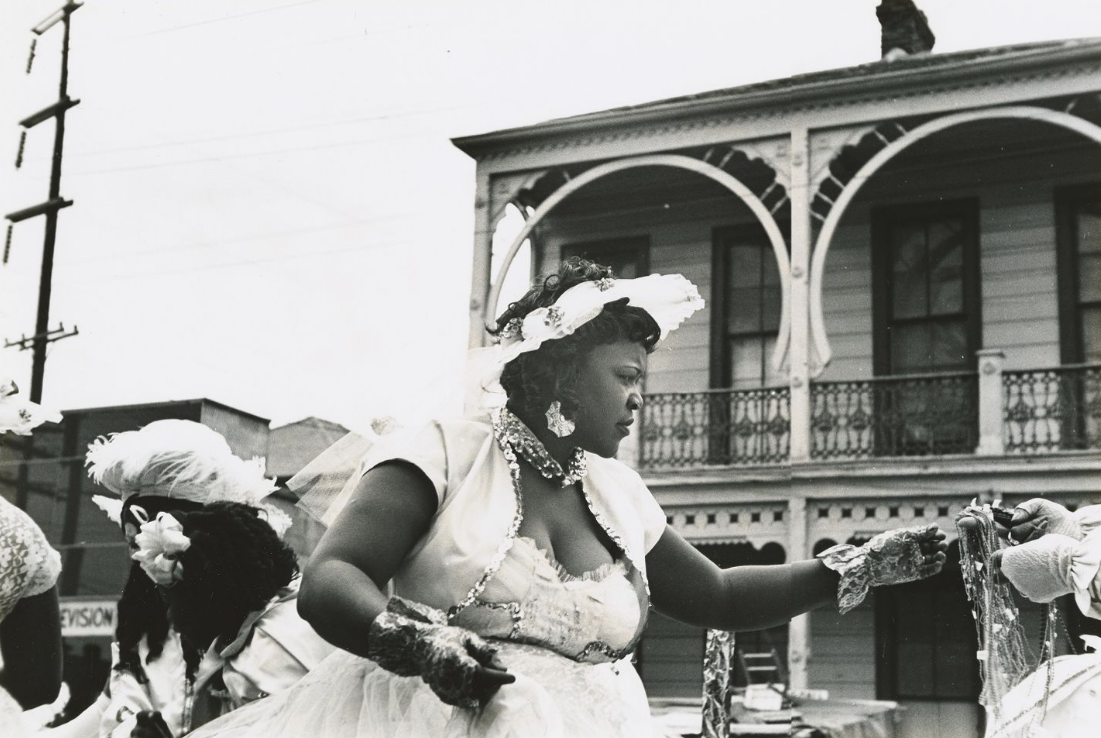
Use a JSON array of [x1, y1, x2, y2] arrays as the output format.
[[171, 502, 299, 678], [488, 257, 660, 420], [114, 496, 204, 682]]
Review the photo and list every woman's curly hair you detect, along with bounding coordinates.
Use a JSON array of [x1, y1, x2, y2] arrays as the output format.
[[171, 502, 299, 678], [488, 257, 660, 420], [114, 496, 204, 683]]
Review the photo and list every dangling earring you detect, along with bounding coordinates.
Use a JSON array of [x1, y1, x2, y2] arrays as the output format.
[[545, 400, 575, 438]]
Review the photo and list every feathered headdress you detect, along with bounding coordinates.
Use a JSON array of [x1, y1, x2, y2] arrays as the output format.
[[86, 419, 289, 535]]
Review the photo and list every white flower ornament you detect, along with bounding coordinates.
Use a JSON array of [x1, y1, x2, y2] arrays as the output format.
[[131, 512, 191, 587], [0, 377, 62, 435]]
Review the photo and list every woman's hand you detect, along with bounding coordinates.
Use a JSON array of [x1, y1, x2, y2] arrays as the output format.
[[367, 597, 515, 709], [819, 524, 948, 613], [129, 711, 172, 738], [998, 499, 1079, 544]]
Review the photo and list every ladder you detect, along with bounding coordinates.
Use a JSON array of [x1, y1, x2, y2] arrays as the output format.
[[737, 648, 787, 688]]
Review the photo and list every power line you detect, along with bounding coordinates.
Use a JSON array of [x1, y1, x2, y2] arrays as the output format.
[[63, 125, 464, 177], [21, 102, 469, 161], [59, 236, 421, 286], [123, 0, 330, 39], [64, 214, 421, 265]]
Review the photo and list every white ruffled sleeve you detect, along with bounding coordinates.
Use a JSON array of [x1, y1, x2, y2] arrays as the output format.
[[637, 480, 668, 554], [0, 497, 61, 621], [1074, 504, 1101, 537], [1070, 528, 1101, 620], [361, 422, 450, 506]]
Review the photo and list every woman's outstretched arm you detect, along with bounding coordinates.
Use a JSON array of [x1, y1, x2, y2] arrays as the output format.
[[646, 527, 838, 632], [297, 461, 438, 656], [646, 524, 946, 631]]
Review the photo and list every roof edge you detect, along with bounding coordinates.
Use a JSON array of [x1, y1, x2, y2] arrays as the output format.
[[452, 39, 1101, 158]]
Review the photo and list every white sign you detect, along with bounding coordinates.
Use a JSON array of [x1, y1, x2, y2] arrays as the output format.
[[59, 599, 117, 637]]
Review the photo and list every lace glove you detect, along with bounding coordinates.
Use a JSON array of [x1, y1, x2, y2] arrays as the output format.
[[366, 597, 514, 709], [817, 523, 945, 614], [1007, 498, 1081, 543]]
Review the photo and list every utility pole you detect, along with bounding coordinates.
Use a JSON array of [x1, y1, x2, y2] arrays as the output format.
[[4, 2, 82, 512], [4, 0, 83, 403]]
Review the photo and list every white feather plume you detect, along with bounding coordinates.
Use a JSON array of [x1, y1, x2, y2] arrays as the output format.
[[85, 419, 286, 533], [91, 495, 124, 526]]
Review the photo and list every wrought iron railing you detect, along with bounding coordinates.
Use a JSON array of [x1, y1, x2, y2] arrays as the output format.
[[1003, 364, 1101, 453], [810, 372, 979, 459], [640, 387, 790, 469]]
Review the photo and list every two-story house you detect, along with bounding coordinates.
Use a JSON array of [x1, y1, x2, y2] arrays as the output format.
[[452, 3, 1101, 736]]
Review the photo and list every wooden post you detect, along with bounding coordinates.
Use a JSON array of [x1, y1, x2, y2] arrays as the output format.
[[787, 496, 810, 691], [468, 172, 494, 350], [975, 349, 1005, 456], [789, 129, 812, 462]]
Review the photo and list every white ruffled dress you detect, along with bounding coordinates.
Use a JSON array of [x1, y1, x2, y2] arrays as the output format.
[[188, 418, 669, 738]]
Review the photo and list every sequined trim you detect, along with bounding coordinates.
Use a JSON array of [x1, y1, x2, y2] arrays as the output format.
[[577, 640, 630, 662], [450, 407, 647, 659], [578, 478, 649, 597], [469, 600, 524, 639], [447, 414, 526, 621], [496, 408, 587, 487]]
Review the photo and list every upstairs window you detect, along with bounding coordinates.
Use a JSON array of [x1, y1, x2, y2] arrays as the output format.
[[1056, 183, 1101, 364], [712, 224, 785, 390]]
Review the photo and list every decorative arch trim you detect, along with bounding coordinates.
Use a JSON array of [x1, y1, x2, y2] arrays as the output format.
[[484, 154, 793, 371], [808, 106, 1101, 374]]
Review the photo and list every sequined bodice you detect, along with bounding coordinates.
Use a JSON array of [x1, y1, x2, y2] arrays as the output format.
[[451, 537, 647, 663]]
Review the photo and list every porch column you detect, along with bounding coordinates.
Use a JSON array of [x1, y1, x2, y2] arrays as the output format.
[[468, 171, 494, 350], [787, 496, 810, 691], [789, 129, 812, 462], [975, 348, 1006, 455]]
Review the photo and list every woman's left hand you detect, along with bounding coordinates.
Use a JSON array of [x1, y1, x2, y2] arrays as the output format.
[[819, 523, 948, 614], [129, 711, 173, 738], [917, 525, 950, 578], [865, 523, 948, 584]]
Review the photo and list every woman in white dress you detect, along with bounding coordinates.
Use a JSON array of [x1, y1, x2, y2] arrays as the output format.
[[190, 258, 949, 737]]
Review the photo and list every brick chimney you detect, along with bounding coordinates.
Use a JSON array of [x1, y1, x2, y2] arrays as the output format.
[[876, 0, 935, 58]]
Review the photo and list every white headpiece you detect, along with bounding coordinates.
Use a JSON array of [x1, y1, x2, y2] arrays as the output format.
[[482, 273, 704, 401], [86, 419, 289, 536], [289, 274, 704, 529]]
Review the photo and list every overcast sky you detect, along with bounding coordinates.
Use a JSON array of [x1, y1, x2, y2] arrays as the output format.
[[2, 0, 1100, 431]]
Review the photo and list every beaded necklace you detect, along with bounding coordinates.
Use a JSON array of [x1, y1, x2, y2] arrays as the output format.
[[494, 408, 587, 487], [958, 506, 1060, 737]]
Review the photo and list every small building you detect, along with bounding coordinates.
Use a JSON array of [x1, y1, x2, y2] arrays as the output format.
[[452, 2, 1101, 736]]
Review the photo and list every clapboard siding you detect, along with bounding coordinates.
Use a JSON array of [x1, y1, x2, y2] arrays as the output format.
[[806, 598, 877, 700], [528, 147, 1094, 391], [638, 612, 706, 699], [539, 197, 753, 395]]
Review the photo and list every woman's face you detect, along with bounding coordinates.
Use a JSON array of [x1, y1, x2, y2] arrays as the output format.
[[123, 522, 140, 556], [568, 340, 647, 458]]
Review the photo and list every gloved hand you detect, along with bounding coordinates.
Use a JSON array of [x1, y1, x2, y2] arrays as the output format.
[[1003, 498, 1082, 544], [366, 597, 515, 709], [817, 523, 947, 614], [129, 711, 172, 738]]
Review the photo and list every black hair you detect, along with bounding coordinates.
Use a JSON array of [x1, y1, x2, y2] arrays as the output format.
[[171, 502, 299, 679], [114, 496, 204, 683], [488, 257, 660, 420]]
